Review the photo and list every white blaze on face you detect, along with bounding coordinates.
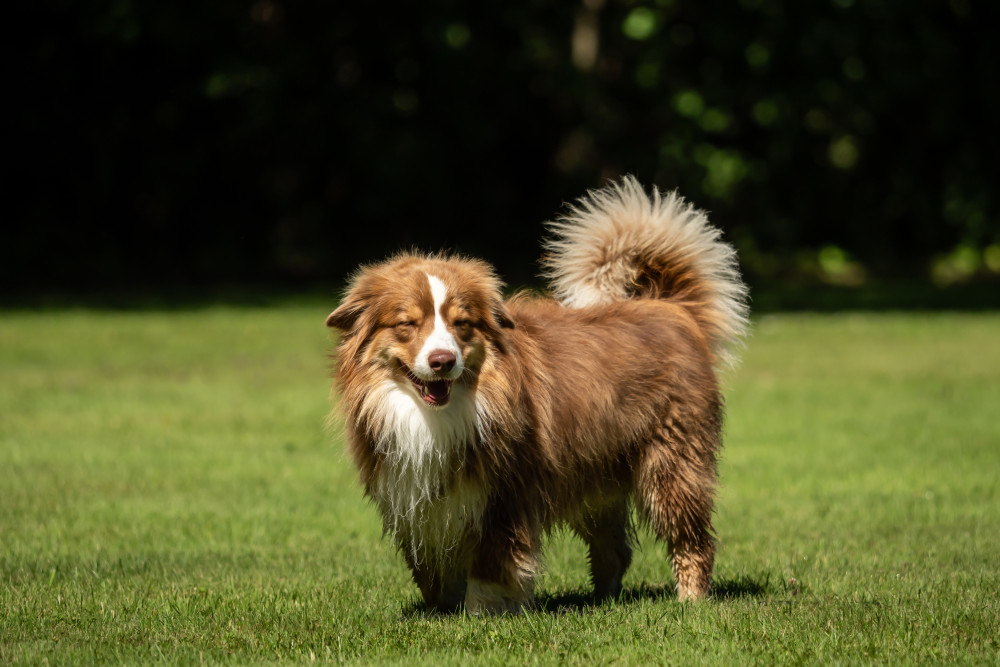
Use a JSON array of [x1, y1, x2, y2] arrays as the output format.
[[413, 273, 463, 380]]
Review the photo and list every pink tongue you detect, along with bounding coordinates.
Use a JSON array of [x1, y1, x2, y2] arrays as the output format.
[[426, 380, 450, 401]]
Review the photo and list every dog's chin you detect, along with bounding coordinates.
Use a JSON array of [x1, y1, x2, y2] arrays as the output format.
[[400, 363, 454, 407]]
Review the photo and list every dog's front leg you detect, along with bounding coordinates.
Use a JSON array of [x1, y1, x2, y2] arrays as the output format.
[[401, 543, 467, 612], [464, 508, 539, 615]]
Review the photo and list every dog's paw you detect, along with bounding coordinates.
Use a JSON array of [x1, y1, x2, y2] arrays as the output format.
[[465, 578, 532, 615]]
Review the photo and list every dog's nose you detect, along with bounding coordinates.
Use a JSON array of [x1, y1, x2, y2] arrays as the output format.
[[427, 350, 456, 374]]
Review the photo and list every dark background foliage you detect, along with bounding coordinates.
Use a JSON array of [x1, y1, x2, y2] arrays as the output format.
[[7, 0, 998, 293]]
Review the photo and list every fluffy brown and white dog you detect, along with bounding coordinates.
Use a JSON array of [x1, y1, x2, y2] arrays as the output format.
[[326, 177, 749, 613]]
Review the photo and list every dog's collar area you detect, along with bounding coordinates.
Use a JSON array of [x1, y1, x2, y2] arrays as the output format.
[[399, 362, 453, 406]]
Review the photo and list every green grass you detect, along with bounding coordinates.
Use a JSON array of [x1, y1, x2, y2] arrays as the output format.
[[2, 304, 998, 664]]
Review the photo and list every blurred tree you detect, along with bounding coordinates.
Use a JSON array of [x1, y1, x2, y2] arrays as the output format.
[[6, 0, 998, 291]]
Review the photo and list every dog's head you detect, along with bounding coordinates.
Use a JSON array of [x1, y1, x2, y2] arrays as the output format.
[[327, 254, 514, 408]]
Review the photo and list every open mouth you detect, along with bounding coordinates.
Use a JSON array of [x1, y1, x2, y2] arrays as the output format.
[[400, 363, 453, 406]]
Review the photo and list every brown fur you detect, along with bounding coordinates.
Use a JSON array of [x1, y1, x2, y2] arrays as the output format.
[[326, 179, 747, 613]]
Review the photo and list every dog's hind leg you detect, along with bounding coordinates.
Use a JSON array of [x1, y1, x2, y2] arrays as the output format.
[[571, 498, 634, 602], [634, 419, 720, 601]]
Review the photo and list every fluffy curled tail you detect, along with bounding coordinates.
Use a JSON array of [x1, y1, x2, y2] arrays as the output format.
[[543, 176, 750, 368]]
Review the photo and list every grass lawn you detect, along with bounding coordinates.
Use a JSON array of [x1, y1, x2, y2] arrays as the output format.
[[1, 302, 998, 664]]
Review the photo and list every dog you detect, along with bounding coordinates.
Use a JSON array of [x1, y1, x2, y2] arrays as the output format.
[[326, 177, 749, 613]]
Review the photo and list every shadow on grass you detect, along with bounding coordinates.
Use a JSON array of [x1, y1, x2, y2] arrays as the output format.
[[711, 572, 775, 600], [401, 573, 774, 617]]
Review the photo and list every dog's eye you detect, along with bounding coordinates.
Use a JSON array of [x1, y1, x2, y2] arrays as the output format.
[[395, 320, 418, 329], [453, 319, 474, 329]]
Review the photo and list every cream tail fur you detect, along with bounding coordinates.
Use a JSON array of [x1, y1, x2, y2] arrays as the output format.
[[543, 175, 750, 368]]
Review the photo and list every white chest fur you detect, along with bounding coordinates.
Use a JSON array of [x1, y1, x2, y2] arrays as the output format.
[[361, 380, 488, 569]]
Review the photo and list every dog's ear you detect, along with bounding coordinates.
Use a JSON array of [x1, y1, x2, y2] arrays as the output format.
[[326, 293, 365, 330], [492, 301, 515, 329]]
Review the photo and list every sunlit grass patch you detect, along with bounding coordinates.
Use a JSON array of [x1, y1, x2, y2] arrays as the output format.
[[2, 306, 998, 664]]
